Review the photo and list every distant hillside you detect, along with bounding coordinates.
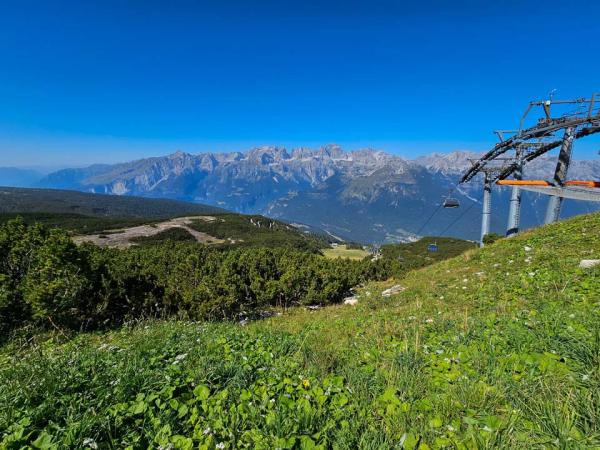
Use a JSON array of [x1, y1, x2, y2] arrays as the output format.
[[0, 187, 332, 251], [0, 187, 226, 218]]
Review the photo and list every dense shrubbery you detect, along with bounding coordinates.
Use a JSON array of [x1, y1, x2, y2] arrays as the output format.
[[0, 218, 396, 335], [188, 214, 330, 252], [482, 232, 502, 245]]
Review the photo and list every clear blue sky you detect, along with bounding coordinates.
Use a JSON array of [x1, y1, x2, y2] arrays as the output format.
[[0, 0, 598, 167]]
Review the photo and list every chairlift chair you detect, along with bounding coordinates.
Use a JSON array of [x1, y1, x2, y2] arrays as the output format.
[[443, 197, 460, 208]]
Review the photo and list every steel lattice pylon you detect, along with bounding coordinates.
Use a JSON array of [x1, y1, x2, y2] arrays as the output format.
[[459, 92, 600, 242]]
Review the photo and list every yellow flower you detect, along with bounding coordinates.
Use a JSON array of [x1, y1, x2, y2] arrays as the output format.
[[302, 379, 310, 389]]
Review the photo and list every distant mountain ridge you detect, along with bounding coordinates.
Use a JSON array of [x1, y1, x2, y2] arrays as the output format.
[[0, 167, 44, 187], [36, 146, 600, 242]]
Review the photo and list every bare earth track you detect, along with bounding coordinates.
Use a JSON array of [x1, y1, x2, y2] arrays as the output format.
[[73, 216, 224, 248]]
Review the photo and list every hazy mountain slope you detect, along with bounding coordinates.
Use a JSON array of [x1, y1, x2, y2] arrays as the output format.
[[37, 147, 600, 242], [0, 167, 44, 187]]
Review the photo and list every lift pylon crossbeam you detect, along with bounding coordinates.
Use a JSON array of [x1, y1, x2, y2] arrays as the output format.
[[458, 92, 600, 240]]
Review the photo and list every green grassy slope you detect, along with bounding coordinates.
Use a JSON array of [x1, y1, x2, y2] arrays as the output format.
[[1, 213, 599, 448]]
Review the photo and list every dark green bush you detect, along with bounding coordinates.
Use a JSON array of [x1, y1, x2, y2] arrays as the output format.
[[482, 232, 502, 245], [0, 219, 397, 335]]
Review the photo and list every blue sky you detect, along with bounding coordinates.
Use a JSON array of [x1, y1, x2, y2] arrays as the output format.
[[0, 0, 598, 167]]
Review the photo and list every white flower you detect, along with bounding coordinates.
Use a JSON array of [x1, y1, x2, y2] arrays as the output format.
[[582, 374, 589, 381], [524, 246, 532, 252], [174, 353, 187, 362], [83, 438, 98, 449], [482, 425, 493, 432], [425, 318, 434, 324], [216, 443, 226, 449], [203, 427, 212, 435], [462, 278, 468, 283]]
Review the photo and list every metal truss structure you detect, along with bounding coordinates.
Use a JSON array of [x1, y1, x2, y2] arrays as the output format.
[[461, 93, 600, 184], [458, 92, 600, 244]]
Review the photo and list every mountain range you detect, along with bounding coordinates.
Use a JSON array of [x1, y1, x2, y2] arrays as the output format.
[[6, 146, 599, 243]]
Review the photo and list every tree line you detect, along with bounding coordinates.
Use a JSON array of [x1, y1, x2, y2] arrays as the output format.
[[0, 218, 399, 336]]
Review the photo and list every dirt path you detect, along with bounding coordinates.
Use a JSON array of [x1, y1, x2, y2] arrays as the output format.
[[73, 216, 225, 248]]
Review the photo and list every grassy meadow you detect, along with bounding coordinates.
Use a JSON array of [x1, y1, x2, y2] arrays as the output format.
[[322, 244, 371, 260], [1, 213, 599, 448]]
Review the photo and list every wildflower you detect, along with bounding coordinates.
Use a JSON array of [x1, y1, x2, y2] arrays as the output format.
[[83, 438, 98, 449], [302, 379, 311, 388], [524, 246, 532, 252], [203, 427, 212, 435], [462, 278, 468, 283], [174, 353, 187, 362], [425, 318, 434, 324], [216, 443, 225, 449]]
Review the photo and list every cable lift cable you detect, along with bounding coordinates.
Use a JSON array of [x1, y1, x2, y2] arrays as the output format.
[[438, 194, 481, 237], [415, 184, 460, 236]]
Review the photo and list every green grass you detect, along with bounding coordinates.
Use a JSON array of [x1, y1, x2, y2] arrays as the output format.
[[1, 213, 600, 448], [323, 245, 371, 260]]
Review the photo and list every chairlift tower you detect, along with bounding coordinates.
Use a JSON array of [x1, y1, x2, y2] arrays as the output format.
[[460, 92, 600, 236], [468, 159, 513, 247]]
